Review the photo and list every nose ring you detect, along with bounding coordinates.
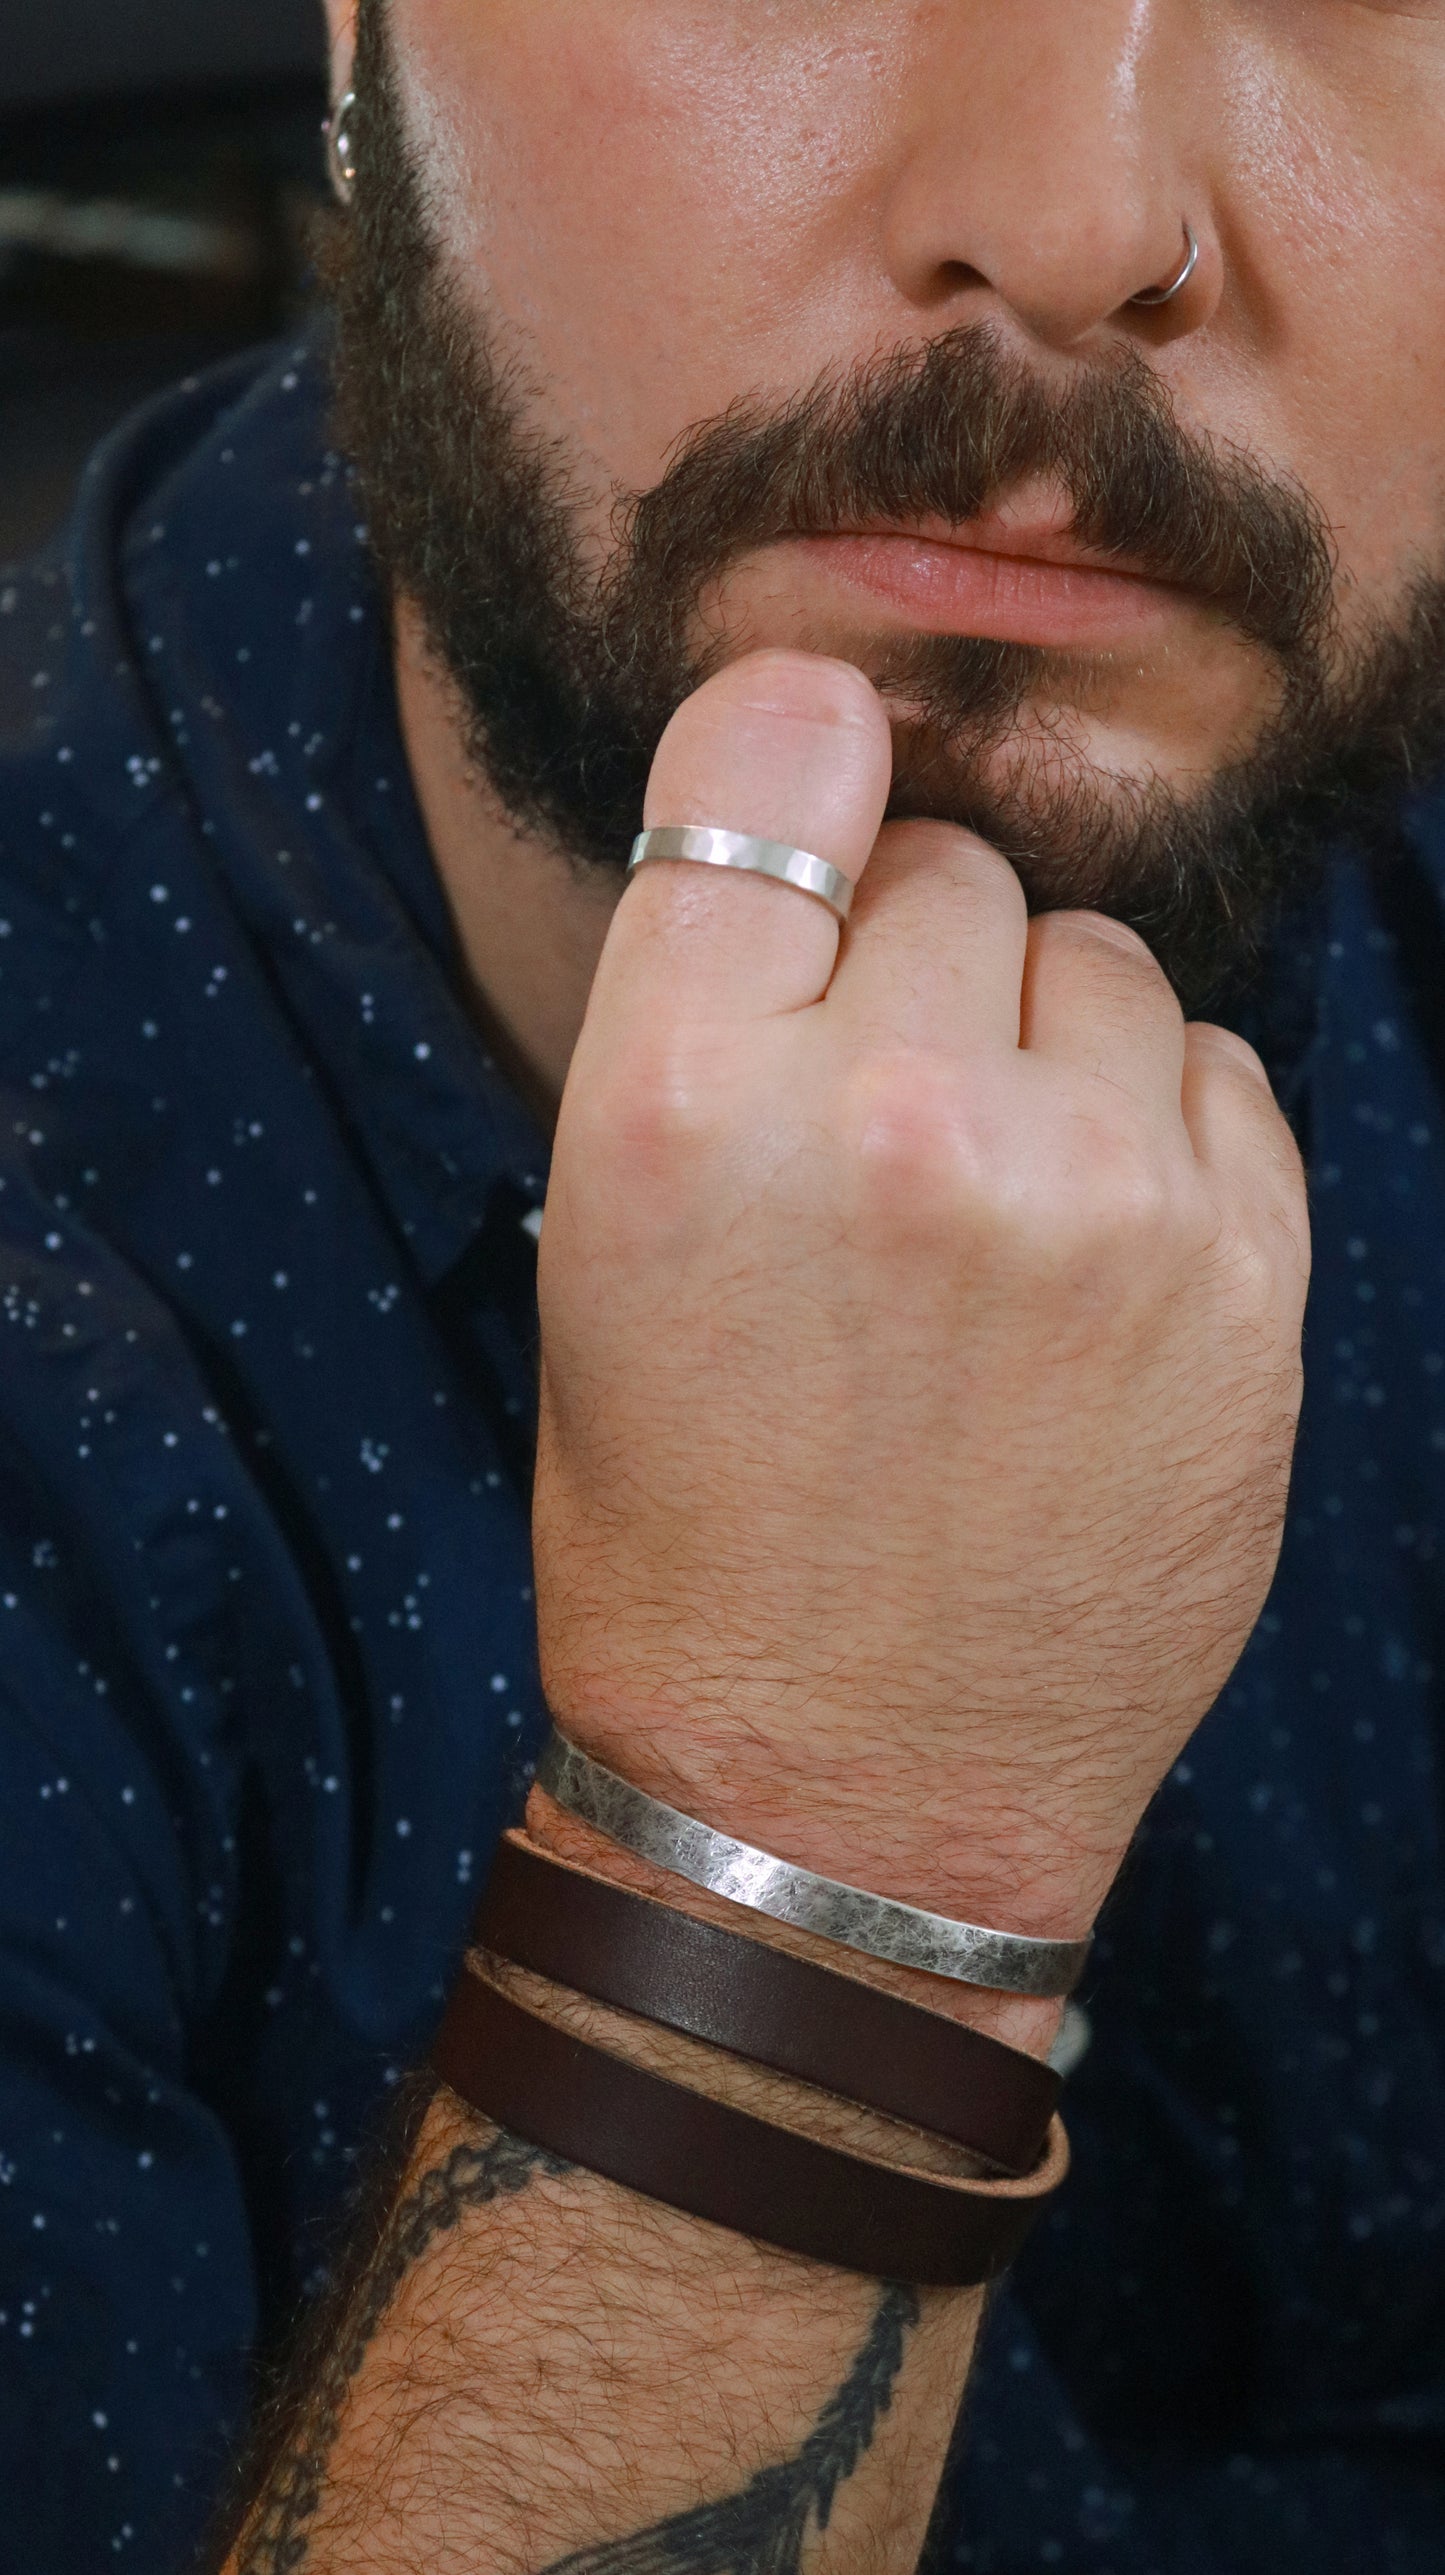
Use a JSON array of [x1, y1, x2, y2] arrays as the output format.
[[1131, 222, 1199, 309]]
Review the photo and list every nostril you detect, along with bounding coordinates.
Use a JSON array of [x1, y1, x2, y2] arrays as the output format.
[[935, 260, 991, 299]]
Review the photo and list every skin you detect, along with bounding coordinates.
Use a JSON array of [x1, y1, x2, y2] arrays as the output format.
[[218, 4, 1440, 2569], [374, 0, 1445, 1103]]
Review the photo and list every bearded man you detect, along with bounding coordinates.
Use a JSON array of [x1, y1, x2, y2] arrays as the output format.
[[0, 4, 1441, 2569]]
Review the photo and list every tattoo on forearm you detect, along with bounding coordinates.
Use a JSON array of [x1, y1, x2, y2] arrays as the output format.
[[232, 2118, 919, 2575], [541, 2283, 922, 2575], [235, 2126, 564, 2574]]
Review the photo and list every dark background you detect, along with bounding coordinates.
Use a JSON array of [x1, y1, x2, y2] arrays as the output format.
[[0, 0, 330, 562]]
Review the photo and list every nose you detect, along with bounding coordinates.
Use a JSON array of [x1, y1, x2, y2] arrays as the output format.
[[876, 0, 1216, 353]]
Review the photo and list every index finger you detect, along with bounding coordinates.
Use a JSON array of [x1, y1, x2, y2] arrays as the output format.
[[589, 650, 893, 1027]]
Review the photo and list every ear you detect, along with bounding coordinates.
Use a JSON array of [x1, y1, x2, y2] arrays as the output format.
[[322, 0, 357, 99]]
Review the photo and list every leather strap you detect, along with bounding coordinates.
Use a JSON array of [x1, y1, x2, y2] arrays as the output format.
[[476, 1832, 1058, 2175], [432, 1956, 1069, 2286]]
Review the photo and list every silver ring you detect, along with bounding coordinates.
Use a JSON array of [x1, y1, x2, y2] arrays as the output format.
[[1131, 221, 1198, 309], [537, 1730, 1091, 1998], [628, 826, 853, 925]]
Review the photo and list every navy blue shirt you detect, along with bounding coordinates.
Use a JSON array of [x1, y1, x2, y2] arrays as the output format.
[[0, 342, 1441, 2574]]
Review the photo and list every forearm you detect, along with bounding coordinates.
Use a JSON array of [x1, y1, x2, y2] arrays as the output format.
[[222, 2009, 985, 2575]]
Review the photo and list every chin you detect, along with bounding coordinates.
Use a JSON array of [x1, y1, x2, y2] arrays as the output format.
[[887, 708, 1132, 831]]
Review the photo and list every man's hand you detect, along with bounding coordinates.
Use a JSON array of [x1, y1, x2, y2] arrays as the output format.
[[535, 649, 1310, 1944], [224, 649, 1309, 2575]]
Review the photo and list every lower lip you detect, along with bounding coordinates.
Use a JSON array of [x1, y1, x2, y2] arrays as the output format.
[[787, 531, 1185, 650]]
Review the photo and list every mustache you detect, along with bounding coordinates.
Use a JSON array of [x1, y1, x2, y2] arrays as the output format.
[[613, 325, 1337, 668]]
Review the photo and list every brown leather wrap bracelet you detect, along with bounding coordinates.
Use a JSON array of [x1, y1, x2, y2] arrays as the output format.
[[432, 1955, 1070, 2285], [475, 1831, 1059, 2175]]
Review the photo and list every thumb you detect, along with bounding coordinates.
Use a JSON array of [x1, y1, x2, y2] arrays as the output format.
[[596, 648, 893, 1026]]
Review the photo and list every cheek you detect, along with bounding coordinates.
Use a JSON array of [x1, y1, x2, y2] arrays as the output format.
[[388, 0, 893, 510], [1205, 16, 1445, 615]]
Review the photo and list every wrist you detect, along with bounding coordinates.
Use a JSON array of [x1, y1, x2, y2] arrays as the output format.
[[538, 1676, 1122, 1947], [478, 1947, 999, 2183], [526, 1784, 1067, 2062]]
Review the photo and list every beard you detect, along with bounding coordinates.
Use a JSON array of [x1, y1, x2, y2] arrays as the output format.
[[321, 0, 1445, 1011]]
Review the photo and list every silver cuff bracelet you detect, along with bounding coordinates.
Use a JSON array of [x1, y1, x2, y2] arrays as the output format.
[[536, 1730, 1091, 1999]]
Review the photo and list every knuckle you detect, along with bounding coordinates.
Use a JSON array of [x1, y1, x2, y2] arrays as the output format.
[[1224, 1196, 1312, 1322], [872, 818, 1026, 907], [1030, 908, 1173, 991], [843, 1049, 991, 1238], [1186, 1020, 1271, 1084], [571, 1027, 729, 1176], [1047, 1121, 1181, 1275], [842, 1057, 1189, 1280], [852, 824, 1026, 947], [1065, 910, 1159, 966], [1215, 1226, 1291, 1323]]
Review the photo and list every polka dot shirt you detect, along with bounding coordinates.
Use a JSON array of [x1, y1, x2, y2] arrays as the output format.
[[0, 344, 1440, 2571]]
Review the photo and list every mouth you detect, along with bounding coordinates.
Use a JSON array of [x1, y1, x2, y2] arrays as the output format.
[[774, 507, 1197, 654]]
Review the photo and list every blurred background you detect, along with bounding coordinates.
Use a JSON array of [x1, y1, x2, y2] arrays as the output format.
[[0, 0, 329, 561]]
